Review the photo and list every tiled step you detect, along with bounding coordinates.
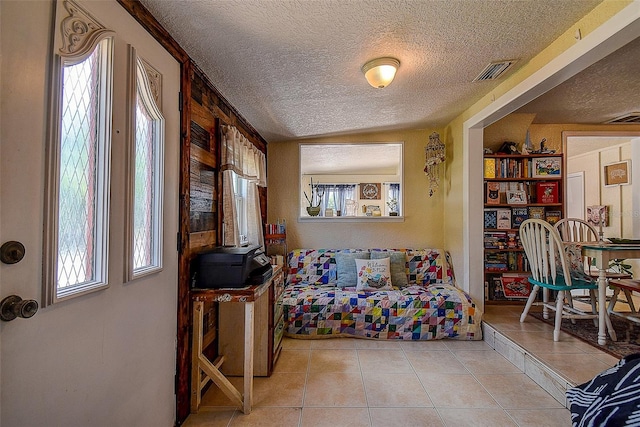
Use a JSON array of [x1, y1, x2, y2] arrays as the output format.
[[482, 321, 574, 409]]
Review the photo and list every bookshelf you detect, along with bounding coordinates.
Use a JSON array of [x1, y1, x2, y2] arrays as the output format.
[[483, 153, 564, 303], [265, 220, 287, 269]]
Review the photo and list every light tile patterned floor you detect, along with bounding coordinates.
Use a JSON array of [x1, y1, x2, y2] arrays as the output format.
[[183, 306, 611, 427], [483, 304, 620, 386]]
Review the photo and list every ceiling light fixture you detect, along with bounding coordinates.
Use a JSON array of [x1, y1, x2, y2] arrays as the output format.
[[361, 57, 400, 89]]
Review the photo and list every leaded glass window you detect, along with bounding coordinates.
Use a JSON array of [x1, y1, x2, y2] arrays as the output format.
[[45, 35, 114, 304], [127, 53, 164, 279]]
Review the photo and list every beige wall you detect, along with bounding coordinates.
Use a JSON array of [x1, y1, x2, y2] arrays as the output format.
[[484, 119, 640, 156], [267, 129, 446, 250], [568, 141, 632, 232], [568, 139, 640, 272], [529, 123, 640, 153]]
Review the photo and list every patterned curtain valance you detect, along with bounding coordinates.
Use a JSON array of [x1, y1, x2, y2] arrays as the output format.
[[220, 125, 266, 187]]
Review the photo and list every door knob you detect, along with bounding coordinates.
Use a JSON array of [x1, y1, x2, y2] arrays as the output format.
[[0, 295, 38, 321], [0, 241, 25, 264]]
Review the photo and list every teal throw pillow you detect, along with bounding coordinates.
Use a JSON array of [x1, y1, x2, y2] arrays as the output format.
[[336, 251, 370, 288]]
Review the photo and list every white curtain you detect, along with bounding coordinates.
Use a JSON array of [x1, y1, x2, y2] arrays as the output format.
[[317, 184, 355, 216], [222, 169, 238, 246], [220, 125, 266, 248]]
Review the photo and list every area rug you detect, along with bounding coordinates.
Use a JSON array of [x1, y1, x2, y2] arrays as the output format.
[[530, 311, 640, 359]]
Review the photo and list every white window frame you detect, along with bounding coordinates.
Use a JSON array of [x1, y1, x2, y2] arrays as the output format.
[[43, 0, 115, 306], [124, 46, 165, 281], [232, 171, 249, 246]]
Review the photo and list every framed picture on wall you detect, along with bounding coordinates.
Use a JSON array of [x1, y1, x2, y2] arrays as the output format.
[[360, 183, 381, 200], [603, 160, 631, 186], [587, 205, 608, 227]]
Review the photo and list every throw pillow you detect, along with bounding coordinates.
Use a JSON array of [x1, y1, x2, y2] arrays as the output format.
[[558, 243, 594, 284], [355, 257, 392, 291], [370, 250, 408, 288], [336, 251, 370, 288]]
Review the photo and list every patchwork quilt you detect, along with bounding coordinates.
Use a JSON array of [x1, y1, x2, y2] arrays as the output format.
[[282, 249, 483, 340]]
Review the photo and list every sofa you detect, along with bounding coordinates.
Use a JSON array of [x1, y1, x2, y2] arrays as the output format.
[[281, 248, 483, 340]]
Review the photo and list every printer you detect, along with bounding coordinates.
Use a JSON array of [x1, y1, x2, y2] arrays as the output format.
[[191, 245, 273, 289]]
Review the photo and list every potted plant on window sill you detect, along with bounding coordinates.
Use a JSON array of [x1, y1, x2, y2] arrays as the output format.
[[387, 198, 399, 216], [304, 177, 324, 216]]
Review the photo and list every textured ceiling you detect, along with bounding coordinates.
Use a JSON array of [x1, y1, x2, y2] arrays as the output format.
[[515, 37, 640, 124], [301, 143, 401, 175], [138, 0, 610, 142]]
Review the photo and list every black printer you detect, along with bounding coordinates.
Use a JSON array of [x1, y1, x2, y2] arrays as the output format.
[[191, 245, 273, 289]]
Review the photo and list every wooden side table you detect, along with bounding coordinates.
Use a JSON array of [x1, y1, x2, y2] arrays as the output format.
[[190, 274, 273, 414]]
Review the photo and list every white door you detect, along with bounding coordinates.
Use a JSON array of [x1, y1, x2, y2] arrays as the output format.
[[567, 172, 586, 219], [0, 1, 180, 425]]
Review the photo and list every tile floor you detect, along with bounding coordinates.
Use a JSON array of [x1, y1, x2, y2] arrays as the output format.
[[184, 302, 623, 426], [483, 304, 619, 386]]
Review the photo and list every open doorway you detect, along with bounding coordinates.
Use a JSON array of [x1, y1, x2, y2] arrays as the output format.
[[563, 131, 640, 240], [460, 5, 640, 309]]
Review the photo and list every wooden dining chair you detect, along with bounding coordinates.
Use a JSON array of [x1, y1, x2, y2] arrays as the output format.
[[519, 219, 614, 341], [554, 218, 632, 320], [554, 217, 632, 279], [554, 217, 599, 243]]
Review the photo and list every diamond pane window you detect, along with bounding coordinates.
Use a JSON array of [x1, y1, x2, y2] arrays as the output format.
[[46, 36, 113, 303], [133, 96, 155, 269], [128, 54, 164, 279], [57, 47, 100, 289]]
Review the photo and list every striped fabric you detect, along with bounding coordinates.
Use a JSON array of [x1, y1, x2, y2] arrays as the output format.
[[567, 354, 640, 426]]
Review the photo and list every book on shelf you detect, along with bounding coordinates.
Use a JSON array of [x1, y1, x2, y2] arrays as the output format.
[[486, 182, 501, 204], [265, 219, 287, 235], [512, 207, 528, 228], [484, 231, 507, 249], [532, 157, 562, 178], [501, 273, 531, 298], [536, 181, 559, 204], [490, 276, 505, 300], [506, 190, 527, 204], [496, 208, 512, 229], [545, 210, 562, 225], [485, 252, 508, 271], [489, 157, 532, 179], [484, 209, 498, 229], [484, 158, 496, 178], [506, 252, 528, 271], [528, 206, 545, 220]]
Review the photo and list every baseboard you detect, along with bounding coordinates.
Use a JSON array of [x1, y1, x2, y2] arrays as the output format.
[[482, 321, 574, 409]]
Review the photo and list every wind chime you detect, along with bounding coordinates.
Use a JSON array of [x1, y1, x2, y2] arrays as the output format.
[[424, 132, 446, 197]]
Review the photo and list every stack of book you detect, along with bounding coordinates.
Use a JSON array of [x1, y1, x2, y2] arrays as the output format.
[[484, 231, 508, 249], [485, 252, 508, 272]]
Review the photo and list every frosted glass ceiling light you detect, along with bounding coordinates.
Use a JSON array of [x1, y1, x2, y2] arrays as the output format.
[[361, 57, 400, 89]]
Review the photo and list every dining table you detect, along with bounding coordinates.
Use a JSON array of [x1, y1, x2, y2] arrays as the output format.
[[581, 243, 640, 345]]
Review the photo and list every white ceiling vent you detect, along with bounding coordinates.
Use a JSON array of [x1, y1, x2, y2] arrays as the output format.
[[473, 59, 518, 82], [604, 113, 640, 124]]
